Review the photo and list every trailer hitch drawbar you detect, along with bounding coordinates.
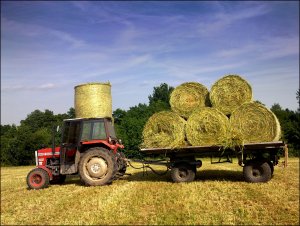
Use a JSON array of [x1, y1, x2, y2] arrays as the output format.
[[126, 158, 170, 176], [125, 158, 202, 176]]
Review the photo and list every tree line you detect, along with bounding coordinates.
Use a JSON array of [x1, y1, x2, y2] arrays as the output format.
[[1, 84, 299, 165]]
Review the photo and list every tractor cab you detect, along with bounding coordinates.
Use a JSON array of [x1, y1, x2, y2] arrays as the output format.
[[60, 117, 123, 175], [27, 117, 126, 190]]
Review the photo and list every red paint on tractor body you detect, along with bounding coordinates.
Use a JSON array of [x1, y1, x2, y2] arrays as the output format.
[[37, 147, 60, 166]]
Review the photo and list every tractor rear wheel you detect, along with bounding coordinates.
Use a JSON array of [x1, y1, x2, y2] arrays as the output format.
[[27, 168, 50, 190], [79, 147, 117, 186]]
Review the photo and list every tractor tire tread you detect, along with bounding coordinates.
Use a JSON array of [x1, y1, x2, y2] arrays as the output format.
[[26, 168, 50, 190], [78, 147, 118, 186]]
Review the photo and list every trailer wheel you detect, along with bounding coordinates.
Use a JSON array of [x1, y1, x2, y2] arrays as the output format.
[[171, 163, 195, 183], [243, 161, 272, 183], [267, 161, 274, 175], [79, 147, 117, 186], [27, 168, 50, 190]]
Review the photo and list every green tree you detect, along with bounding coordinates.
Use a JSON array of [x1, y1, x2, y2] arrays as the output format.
[[271, 103, 300, 156], [113, 108, 127, 125], [1, 108, 73, 165], [1, 125, 18, 165], [113, 104, 151, 158], [148, 83, 174, 107], [113, 83, 174, 158], [20, 109, 56, 131], [67, 107, 76, 118]]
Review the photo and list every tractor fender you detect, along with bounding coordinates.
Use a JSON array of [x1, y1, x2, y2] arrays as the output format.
[[37, 166, 53, 180]]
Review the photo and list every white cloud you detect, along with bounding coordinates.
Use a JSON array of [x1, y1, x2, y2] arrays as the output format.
[[38, 83, 55, 89], [2, 83, 57, 92], [258, 36, 299, 60], [215, 36, 299, 60], [1, 17, 86, 49], [197, 4, 270, 36]]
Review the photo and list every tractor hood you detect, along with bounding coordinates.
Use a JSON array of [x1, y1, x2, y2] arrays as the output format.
[[37, 147, 60, 157]]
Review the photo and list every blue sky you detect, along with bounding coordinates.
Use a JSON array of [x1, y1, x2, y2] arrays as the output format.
[[1, 1, 299, 125]]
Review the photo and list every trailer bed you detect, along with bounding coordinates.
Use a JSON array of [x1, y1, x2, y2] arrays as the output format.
[[140, 141, 285, 155], [136, 141, 288, 183]]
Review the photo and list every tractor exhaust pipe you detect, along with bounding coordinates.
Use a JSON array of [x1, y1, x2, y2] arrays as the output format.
[[52, 125, 56, 156]]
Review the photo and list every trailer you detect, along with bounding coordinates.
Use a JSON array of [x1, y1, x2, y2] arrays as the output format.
[[135, 141, 287, 183]]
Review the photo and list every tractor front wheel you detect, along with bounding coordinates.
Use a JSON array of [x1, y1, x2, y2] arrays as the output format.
[[79, 147, 117, 186], [27, 168, 50, 190]]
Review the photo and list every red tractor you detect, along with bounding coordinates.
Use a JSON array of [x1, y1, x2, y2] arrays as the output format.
[[26, 117, 127, 189]]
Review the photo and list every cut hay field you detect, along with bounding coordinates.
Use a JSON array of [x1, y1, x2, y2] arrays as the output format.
[[1, 158, 299, 225]]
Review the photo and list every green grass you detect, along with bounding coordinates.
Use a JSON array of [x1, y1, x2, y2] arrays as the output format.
[[1, 158, 299, 225]]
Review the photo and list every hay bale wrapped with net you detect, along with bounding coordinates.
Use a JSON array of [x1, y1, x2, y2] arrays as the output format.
[[210, 75, 252, 115], [230, 102, 281, 143], [170, 82, 210, 119], [186, 107, 230, 146], [75, 82, 112, 119], [142, 111, 187, 148]]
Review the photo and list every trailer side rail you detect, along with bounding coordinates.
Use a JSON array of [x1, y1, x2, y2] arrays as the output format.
[[140, 141, 285, 155]]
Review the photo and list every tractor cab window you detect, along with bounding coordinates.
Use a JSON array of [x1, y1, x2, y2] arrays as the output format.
[[81, 120, 107, 141], [81, 122, 92, 141], [62, 121, 81, 144], [107, 120, 116, 139], [92, 121, 106, 140]]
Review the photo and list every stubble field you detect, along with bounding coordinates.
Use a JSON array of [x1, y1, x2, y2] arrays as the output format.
[[1, 158, 299, 225]]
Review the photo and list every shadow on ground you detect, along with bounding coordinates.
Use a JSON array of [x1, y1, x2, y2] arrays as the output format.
[[54, 169, 244, 188], [126, 169, 244, 182]]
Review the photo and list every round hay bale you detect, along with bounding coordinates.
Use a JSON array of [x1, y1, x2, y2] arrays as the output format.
[[142, 111, 186, 148], [75, 82, 112, 119], [230, 102, 281, 143], [186, 107, 230, 146], [170, 82, 210, 119], [210, 75, 252, 115]]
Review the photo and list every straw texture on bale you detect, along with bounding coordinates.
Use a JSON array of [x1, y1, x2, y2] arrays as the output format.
[[170, 82, 210, 119], [186, 107, 230, 146], [142, 111, 186, 148], [75, 82, 112, 119], [230, 102, 281, 143], [210, 75, 252, 115]]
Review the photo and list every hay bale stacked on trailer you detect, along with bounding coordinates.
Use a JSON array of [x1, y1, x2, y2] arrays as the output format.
[[169, 82, 210, 119], [186, 107, 230, 146], [142, 74, 281, 148], [142, 111, 187, 148], [142, 81, 211, 148], [209, 75, 252, 115], [230, 102, 281, 143]]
